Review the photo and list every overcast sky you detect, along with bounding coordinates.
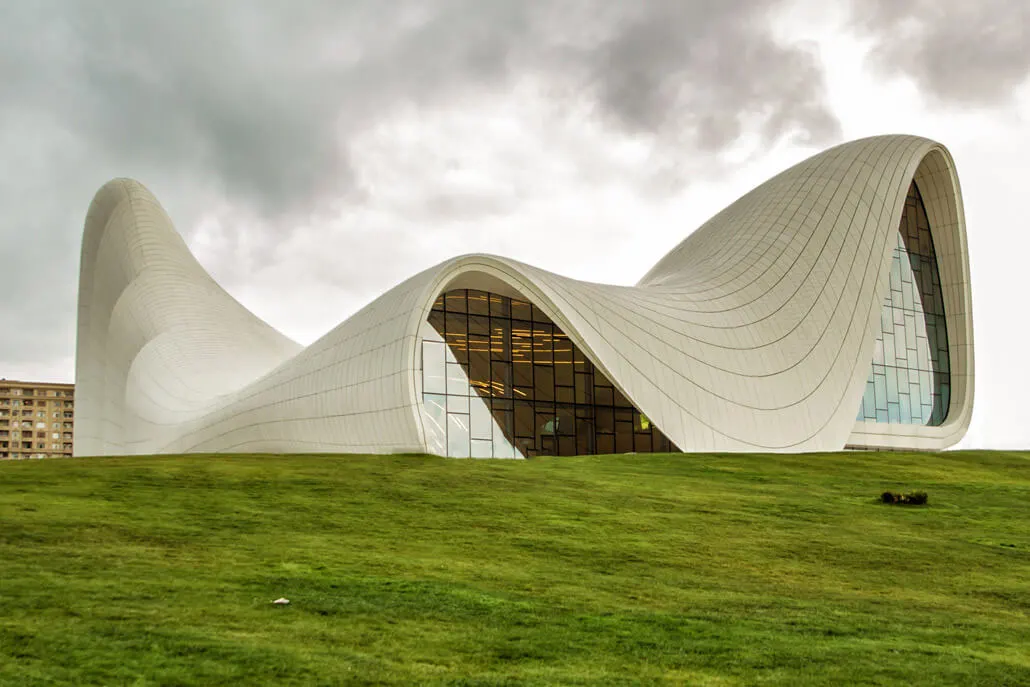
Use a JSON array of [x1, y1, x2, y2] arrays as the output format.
[[1, 0, 1027, 449]]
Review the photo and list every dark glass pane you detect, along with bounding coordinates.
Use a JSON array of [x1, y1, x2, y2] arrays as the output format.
[[514, 401, 535, 438], [511, 299, 532, 321], [445, 290, 467, 313], [469, 315, 490, 337], [540, 435, 557, 456], [489, 293, 510, 318], [575, 373, 593, 404], [537, 407, 557, 445], [532, 303, 552, 324], [445, 313, 469, 365], [492, 361, 512, 398], [468, 336, 491, 396], [576, 418, 595, 454], [615, 422, 634, 453], [490, 318, 510, 361], [533, 323, 553, 364], [467, 290, 490, 316], [428, 310, 446, 338], [557, 405, 575, 436], [535, 365, 554, 402]]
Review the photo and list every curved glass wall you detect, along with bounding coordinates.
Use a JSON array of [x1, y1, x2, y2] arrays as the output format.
[[855, 181, 950, 426], [421, 289, 678, 457]]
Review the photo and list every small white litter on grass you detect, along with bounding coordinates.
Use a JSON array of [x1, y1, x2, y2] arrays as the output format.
[[272, 598, 290, 605]]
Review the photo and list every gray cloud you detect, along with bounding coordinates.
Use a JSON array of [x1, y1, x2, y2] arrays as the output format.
[[851, 0, 1030, 105], [1, 1, 841, 217], [0, 0, 843, 376]]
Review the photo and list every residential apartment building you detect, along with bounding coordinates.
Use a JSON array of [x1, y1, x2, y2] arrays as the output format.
[[0, 380, 74, 459]]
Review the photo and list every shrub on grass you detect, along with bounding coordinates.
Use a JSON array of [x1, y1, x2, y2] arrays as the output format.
[[880, 491, 929, 505]]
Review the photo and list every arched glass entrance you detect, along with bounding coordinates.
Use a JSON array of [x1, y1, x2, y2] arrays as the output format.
[[420, 289, 678, 457]]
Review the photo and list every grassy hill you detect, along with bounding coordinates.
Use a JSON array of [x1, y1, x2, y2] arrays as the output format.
[[1, 451, 1028, 685]]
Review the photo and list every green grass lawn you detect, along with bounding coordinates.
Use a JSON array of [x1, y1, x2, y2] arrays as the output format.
[[1, 451, 1028, 685]]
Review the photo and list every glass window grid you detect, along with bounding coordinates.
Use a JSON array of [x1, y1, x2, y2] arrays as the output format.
[[424, 288, 677, 457], [857, 182, 950, 426]]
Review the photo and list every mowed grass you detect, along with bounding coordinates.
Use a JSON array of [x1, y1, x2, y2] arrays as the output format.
[[1, 452, 1028, 685]]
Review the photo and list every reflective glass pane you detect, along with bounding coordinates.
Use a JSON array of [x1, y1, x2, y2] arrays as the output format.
[[855, 181, 950, 427], [423, 394, 447, 436], [447, 414, 470, 458], [470, 398, 493, 440], [422, 341, 446, 394], [447, 362, 467, 396]]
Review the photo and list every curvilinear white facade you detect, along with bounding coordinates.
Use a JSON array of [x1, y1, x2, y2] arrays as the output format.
[[74, 134, 974, 458]]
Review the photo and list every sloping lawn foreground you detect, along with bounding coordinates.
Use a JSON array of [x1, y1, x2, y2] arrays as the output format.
[[1, 452, 1028, 685]]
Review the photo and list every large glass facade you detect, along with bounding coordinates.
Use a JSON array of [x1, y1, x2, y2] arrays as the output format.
[[421, 289, 678, 457], [855, 181, 950, 426]]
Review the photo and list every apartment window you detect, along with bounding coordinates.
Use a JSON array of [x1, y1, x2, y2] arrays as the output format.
[[63, 422, 72, 429], [36, 432, 45, 438], [23, 400, 33, 407], [12, 400, 20, 407], [63, 443, 72, 451], [12, 389, 22, 396], [64, 401, 73, 408], [51, 432, 60, 439], [49, 391, 57, 397], [53, 412, 60, 418], [35, 422, 46, 429], [37, 411, 45, 418], [63, 412, 73, 418], [63, 432, 72, 439]]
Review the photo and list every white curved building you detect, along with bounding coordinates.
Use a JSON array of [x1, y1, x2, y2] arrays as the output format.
[[74, 134, 974, 457]]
